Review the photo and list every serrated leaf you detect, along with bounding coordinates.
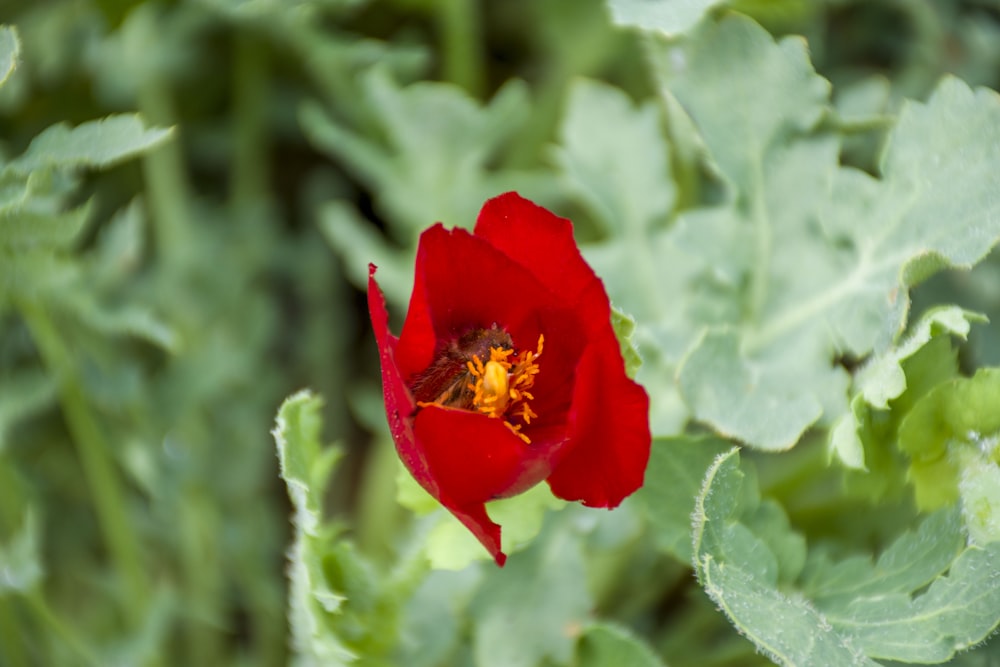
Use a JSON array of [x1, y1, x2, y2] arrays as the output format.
[[0, 25, 19, 90], [605, 0, 721, 36], [693, 449, 880, 666], [1, 201, 93, 251], [637, 435, 730, 562], [576, 623, 666, 667], [821, 541, 1000, 663], [644, 15, 1000, 450], [471, 520, 591, 667], [801, 509, 964, 604], [9, 115, 173, 173], [273, 390, 354, 666]]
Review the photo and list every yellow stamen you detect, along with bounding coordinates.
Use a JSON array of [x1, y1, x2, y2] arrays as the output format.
[[466, 334, 543, 443]]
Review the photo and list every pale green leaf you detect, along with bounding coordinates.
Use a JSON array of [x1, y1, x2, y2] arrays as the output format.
[[693, 449, 880, 666], [801, 510, 964, 604], [303, 70, 550, 234], [576, 623, 666, 667], [0, 511, 43, 596], [821, 542, 1000, 663], [273, 390, 354, 666], [556, 77, 674, 237], [0, 25, 19, 90], [606, 0, 721, 36], [397, 465, 565, 570], [471, 521, 591, 667], [648, 16, 1000, 450], [9, 115, 173, 173], [637, 435, 730, 562]]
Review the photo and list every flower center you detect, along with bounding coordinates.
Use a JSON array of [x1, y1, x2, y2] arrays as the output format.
[[410, 325, 543, 443]]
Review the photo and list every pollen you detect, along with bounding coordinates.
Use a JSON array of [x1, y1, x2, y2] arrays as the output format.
[[467, 334, 544, 443]]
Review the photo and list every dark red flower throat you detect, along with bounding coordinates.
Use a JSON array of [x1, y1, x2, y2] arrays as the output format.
[[410, 325, 544, 444]]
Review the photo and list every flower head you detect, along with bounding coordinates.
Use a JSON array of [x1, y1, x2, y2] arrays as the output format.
[[368, 192, 651, 565]]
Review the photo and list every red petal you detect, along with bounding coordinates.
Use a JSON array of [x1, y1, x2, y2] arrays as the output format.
[[474, 192, 611, 337], [447, 504, 507, 567], [368, 265, 439, 498], [396, 224, 562, 380], [414, 406, 547, 505], [546, 336, 651, 508]]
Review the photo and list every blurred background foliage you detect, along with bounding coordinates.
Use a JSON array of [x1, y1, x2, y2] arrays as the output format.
[[3, 0, 1000, 665]]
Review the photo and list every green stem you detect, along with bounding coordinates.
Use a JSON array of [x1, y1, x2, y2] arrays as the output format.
[[229, 31, 269, 217], [127, 6, 194, 269], [18, 301, 148, 615], [26, 592, 102, 667], [435, 0, 485, 97], [179, 490, 222, 666], [0, 599, 26, 667]]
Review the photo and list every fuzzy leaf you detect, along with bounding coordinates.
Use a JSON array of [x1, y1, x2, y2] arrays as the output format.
[[0, 25, 19, 90], [606, 0, 722, 35], [693, 449, 880, 666], [9, 115, 173, 173], [274, 390, 353, 666], [637, 435, 730, 562], [645, 15, 1000, 450]]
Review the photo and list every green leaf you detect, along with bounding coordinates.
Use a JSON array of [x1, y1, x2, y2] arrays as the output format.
[[820, 541, 1000, 663], [303, 69, 550, 235], [273, 390, 354, 666], [899, 369, 1000, 530], [829, 306, 981, 470], [8, 115, 173, 173], [693, 449, 880, 666], [0, 25, 19, 90], [644, 15, 1000, 450], [556, 77, 675, 238], [695, 449, 1000, 665], [605, 0, 722, 36], [471, 519, 591, 667], [576, 623, 666, 667], [397, 464, 565, 570], [801, 509, 964, 604], [0, 511, 43, 596], [637, 435, 730, 562], [610, 306, 642, 379]]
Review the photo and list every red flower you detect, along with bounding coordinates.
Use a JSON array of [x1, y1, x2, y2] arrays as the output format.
[[368, 192, 650, 566]]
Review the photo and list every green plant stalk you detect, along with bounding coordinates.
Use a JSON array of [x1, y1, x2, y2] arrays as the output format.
[[436, 0, 485, 97], [137, 70, 195, 270], [229, 31, 269, 217], [0, 600, 26, 667], [26, 591, 102, 667], [17, 301, 148, 617], [179, 489, 222, 666]]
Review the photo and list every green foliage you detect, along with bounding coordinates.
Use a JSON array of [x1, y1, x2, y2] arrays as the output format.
[[9, 1, 1000, 665]]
